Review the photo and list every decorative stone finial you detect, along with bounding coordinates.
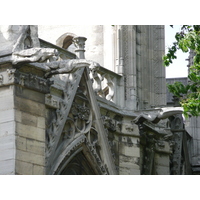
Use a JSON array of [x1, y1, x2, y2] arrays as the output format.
[[73, 36, 87, 59]]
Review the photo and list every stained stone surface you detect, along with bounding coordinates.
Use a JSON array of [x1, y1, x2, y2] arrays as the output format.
[[0, 25, 189, 175]]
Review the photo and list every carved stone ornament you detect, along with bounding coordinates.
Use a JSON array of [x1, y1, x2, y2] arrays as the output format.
[[13, 70, 52, 93], [45, 70, 111, 174], [3, 25, 60, 65], [89, 67, 115, 101], [0, 69, 16, 86], [12, 47, 59, 65], [133, 107, 183, 124], [44, 59, 100, 78], [73, 36, 87, 59]]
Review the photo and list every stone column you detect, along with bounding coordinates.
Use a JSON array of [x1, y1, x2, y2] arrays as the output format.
[[73, 36, 87, 59]]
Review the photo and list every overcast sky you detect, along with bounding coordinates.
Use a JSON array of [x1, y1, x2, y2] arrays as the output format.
[[165, 25, 189, 78]]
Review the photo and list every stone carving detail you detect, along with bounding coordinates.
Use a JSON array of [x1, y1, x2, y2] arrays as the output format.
[[89, 67, 115, 101], [45, 71, 111, 174], [101, 115, 122, 164], [10, 25, 59, 65], [133, 107, 183, 124], [12, 47, 59, 65], [102, 115, 116, 132], [44, 59, 100, 78], [46, 68, 85, 163], [13, 70, 52, 93], [0, 69, 16, 86], [12, 25, 40, 52], [169, 114, 185, 175], [7, 69, 16, 81], [73, 36, 87, 59], [45, 94, 60, 109]]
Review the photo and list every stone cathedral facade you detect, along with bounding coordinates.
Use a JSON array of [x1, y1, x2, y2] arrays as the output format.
[[0, 25, 192, 175]]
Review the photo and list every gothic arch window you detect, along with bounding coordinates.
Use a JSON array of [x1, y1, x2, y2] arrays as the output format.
[[56, 32, 77, 54]]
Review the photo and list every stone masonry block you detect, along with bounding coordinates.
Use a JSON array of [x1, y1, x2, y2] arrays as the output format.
[[118, 167, 130, 175], [16, 160, 33, 175], [16, 122, 45, 142], [0, 159, 15, 175], [119, 155, 139, 166], [15, 110, 22, 123], [15, 87, 45, 104], [0, 94, 14, 111], [33, 164, 45, 175], [0, 109, 15, 123], [155, 165, 170, 175], [0, 148, 15, 162], [0, 85, 13, 98], [119, 162, 140, 170], [21, 112, 37, 127], [119, 155, 140, 171], [154, 153, 170, 167], [16, 136, 27, 151], [119, 144, 140, 158], [15, 96, 45, 117], [129, 168, 140, 175], [119, 166, 140, 175], [37, 117, 45, 129], [0, 121, 15, 138], [16, 149, 45, 166], [26, 139, 45, 156], [0, 134, 15, 151]]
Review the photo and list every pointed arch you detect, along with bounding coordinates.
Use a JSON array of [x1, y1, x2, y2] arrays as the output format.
[[56, 32, 77, 52]]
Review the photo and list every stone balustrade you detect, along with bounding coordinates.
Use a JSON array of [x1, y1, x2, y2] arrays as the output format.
[[39, 38, 76, 60], [40, 38, 124, 106], [89, 65, 123, 105]]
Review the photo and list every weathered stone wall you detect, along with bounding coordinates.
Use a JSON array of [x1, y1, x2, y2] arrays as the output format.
[[0, 63, 48, 175], [14, 80, 46, 175], [0, 64, 15, 174], [118, 126, 141, 175], [0, 25, 174, 175]]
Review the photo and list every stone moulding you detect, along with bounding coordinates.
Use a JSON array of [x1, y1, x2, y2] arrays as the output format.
[[51, 135, 108, 175], [45, 94, 60, 109], [45, 68, 113, 175], [14, 70, 53, 93]]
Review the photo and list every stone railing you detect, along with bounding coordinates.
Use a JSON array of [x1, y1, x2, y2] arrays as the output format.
[[41, 38, 124, 106], [89, 66, 123, 105], [39, 39, 76, 60]]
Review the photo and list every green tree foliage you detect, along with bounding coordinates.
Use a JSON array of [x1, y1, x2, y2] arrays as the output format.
[[163, 25, 200, 117]]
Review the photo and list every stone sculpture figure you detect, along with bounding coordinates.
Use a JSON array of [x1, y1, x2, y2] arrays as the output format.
[[11, 25, 59, 65], [133, 107, 184, 124], [12, 25, 40, 52], [0, 25, 100, 76], [12, 48, 59, 65], [44, 59, 100, 77]]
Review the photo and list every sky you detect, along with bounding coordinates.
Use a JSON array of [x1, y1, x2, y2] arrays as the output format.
[[165, 25, 189, 78]]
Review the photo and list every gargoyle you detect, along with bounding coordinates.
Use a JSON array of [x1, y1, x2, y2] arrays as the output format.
[[133, 107, 183, 124], [12, 47, 58, 64], [44, 59, 100, 78], [10, 25, 59, 65]]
